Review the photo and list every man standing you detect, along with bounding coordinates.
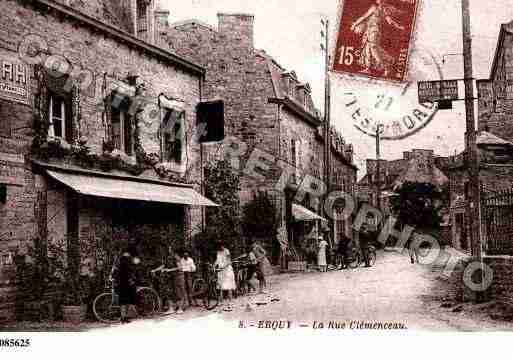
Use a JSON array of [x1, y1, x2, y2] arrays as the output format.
[[251, 241, 268, 294], [359, 224, 372, 268]]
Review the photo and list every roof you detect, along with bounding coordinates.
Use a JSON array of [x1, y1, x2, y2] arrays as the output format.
[[490, 21, 513, 79], [32, 0, 205, 77], [393, 159, 449, 189]]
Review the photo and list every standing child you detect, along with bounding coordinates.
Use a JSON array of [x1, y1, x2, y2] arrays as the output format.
[[214, 242, 236, 311], [317, 236, 328, 272], [151, 250, 186, 314], [245, 245, 259, 294], [181, 249, 197, 307]]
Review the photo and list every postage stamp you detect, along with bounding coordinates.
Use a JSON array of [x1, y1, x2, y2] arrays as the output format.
[[333, 0, 419, 82]]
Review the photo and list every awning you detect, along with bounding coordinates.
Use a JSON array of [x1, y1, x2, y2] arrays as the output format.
[[47, 170, 218, 206], [292, 203, 327, 222]]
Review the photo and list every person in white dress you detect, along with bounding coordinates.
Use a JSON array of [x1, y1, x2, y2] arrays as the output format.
[[317, 236, 329, 272], [214, 242, 236, 311]]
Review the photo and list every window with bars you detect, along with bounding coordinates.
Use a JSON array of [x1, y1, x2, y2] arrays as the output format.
[[137, 0, 148, 34]]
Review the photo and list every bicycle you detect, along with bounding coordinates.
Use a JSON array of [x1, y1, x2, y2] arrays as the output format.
[[346, 245, 377, 269], [190, 263, 219, 311], [93, 271, 162, 323], [232, 257, 250, 297]]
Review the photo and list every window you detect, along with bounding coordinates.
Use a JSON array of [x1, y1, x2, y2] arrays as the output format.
[[48, 93, 72, 142], [111, 106, 133, 155], [162, 108, 185, 163], [137, 0, 149, 35], [196, 100, 225, 143]]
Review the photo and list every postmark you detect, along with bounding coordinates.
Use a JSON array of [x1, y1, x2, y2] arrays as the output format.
[[335, 46, 443, 140], [333, 0, 419, 82]]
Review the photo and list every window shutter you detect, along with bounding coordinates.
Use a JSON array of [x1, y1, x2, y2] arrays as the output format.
[[65, 87, 75, 143], [124, 114, 133, 156], [105, 94, 113, 141]]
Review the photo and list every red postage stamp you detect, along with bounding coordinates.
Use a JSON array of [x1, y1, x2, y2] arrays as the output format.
[[333, 0, 419, 82]]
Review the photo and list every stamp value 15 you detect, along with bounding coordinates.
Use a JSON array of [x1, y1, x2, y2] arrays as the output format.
[[333, 0, 419, 82]]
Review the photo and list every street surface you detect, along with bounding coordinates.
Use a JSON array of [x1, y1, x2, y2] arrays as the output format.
[[5, 250, 512, 332], [92, 250, 513, 332]]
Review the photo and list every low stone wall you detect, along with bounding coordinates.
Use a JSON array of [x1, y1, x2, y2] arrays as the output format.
[[484, 256, 513, 305], [0, 265, 17, 323]]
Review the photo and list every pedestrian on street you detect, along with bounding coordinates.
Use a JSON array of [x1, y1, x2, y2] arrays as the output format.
[[181, 249, 197, 307], [151, 249, 186, 314], [359, 224, 372, 268], [407, 233, 419, 264], [317, 235, 328, 272], [251, 241, 270, 293], [337, 235, 350, 269], [151, 246, 177, 314], [214, 242, 236, 311], [246, 244, 264, 294], [112, 248, 138, 323]]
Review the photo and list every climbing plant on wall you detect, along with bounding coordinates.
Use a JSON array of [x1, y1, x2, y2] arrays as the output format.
[[194, 159, 241, 261]]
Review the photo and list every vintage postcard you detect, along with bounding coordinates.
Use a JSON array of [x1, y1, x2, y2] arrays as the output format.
[[1, 0, 513, 357]]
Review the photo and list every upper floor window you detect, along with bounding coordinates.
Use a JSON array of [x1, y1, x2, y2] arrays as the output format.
[[111, 105, 133, 156], [196, 100, 225, 143], [162, 108, 185, 163], [48, 92, 72, 142]]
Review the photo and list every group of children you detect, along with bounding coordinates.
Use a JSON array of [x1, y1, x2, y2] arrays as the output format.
[[112, 241, 270, 321]]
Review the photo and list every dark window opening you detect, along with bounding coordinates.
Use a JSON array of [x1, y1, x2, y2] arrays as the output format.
[[196, 100, 225, 143]]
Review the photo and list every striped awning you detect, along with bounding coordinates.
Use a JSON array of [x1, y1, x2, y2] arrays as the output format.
[[46, 170, 218, 206]]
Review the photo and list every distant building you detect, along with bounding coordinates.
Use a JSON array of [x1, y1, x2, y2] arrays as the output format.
[[356, 149, 449, 216]]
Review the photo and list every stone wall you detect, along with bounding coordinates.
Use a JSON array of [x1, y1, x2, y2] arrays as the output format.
[[0, 0, 204, 322]]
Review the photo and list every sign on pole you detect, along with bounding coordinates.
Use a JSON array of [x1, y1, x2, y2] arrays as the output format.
[[418, 80, 459, 103]]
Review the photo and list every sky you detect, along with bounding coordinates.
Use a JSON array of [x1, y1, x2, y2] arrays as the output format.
[[162, 0, 513, 177]]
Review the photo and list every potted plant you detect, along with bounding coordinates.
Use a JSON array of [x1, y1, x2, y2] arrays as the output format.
[[61, 273, 88, 323]]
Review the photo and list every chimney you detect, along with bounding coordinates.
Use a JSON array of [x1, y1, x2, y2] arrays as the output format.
[[297, 83, 311, 107], [217, 13, 255, 49], [154, 6, 170, 44]]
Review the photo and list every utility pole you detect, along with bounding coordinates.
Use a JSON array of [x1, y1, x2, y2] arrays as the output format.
[[321, 18, 331, 200], [321, 18, 333, 244], [375, 125, 382, 212], [461, 0, 482, 261]]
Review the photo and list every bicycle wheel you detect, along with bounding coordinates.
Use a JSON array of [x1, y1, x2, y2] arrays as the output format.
[[136, 287, 161, 317], [93, 292, 121, 323], [204, 285, 219, 311], [369, 250, 377, 266]]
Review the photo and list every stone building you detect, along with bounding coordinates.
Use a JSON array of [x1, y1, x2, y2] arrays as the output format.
[[357, 149, 449, 216], [445, 21, 513, 256], [0, 0, 216, 322], [164, 14, 358, 264]]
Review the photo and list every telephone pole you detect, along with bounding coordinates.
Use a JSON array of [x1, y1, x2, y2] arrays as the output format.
[[375, 125, 382, 211], [461, 0, 482, 260], [321, 18, 331, 199]]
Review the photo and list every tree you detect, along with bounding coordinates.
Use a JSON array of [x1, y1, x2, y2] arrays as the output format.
[[195, 159, 241, 261], [390, 181, 449, 233], [242, 191, 278, 239]]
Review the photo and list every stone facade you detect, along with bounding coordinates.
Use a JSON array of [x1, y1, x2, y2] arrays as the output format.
[[0, 0, 205, 322], [165, 14, 358, 259]]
